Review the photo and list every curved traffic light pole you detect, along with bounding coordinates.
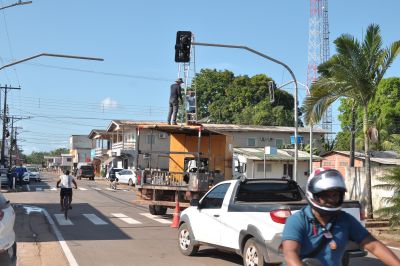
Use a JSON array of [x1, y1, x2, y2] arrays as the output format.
[[192, 42, 299, 181]]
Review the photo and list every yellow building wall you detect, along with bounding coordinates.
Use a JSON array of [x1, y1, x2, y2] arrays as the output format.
[[168, 133, 233, 180]]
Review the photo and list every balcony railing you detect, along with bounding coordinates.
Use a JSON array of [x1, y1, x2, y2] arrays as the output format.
[[95, 148, 108, 157], [111, 141, 135, 151]]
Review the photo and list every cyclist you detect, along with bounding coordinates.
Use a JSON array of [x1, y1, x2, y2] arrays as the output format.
[[56, 170, 78, 211], [282, 167, 400, 266]]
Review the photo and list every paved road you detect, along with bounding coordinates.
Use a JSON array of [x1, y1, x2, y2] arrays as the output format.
[[2, 172, 399, 266]]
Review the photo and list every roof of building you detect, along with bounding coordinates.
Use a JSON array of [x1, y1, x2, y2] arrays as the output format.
[[204, 123, 328, 134], [321, 150, 400, 165], [88, 129, 112, 139], [104, 120, 328, 134], [234, 147, 322, 162]]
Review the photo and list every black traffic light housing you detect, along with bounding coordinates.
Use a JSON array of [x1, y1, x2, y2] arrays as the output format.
[[175, 31, 192, 63]]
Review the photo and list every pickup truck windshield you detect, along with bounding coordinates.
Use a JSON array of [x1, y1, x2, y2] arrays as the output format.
[[236, 181, 303, 202]]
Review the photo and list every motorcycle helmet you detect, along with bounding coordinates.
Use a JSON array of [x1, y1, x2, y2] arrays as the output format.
[[306, 167, 347, 214]]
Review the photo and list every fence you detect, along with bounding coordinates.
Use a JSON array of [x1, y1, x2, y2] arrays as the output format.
[[345, 166, 396, 216]]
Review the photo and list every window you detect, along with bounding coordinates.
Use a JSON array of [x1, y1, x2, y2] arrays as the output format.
[[256, 163, 271, 172], [339, 161, 348, 166], [322, 161, 334, 166], [146, 135, 155, 144], [200, 183, 230, 209], [67, 158, 72, 162], [275, 139, 283, 148], [247, 138, 256, 147]]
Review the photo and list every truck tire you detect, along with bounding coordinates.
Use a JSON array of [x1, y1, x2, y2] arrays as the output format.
[[243, 237, 266, 266], [178, 223, 199, 256], [149, 205, 156, 215], [155, 205, 167, 215]]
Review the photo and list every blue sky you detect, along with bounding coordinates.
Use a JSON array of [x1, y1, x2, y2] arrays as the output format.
[[0, 0, 399, 154]]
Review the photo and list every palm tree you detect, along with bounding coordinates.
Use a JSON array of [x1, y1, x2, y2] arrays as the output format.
[[303, 24, 400, 218], [374, 167, 400, 227]]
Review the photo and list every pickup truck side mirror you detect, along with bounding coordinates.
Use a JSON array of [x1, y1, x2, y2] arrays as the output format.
[[190, 199, 199, 207]]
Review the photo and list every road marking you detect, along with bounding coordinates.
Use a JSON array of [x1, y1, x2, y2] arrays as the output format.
[[54, 214, 74, 226], [78, 187, 88, 191], [42, 209, 78, 266], [106, 187, 115, 191], [36, 187, 43, 191], [111, 213, 141, 224], [92, 187, 101, 191], [139, 213, 172, 224], [83, 214, 108, 225], [50, 187, 57, 191]]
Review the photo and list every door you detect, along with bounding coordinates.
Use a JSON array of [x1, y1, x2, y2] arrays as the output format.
[[283, 164, 293, 179], [189, 183, 231, 245]]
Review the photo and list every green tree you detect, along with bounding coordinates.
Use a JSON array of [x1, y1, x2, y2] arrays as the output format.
[[302, 24, 400, 218], [193, 69, 300, 126], [374, 167, 400, 227]]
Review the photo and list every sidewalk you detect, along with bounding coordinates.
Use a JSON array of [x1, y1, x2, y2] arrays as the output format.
[[13, 205, 69, 266]]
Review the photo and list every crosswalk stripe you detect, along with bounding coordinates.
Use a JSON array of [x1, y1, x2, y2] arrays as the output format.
[[51, 187, 57, 191], [111, 213, 141, 224], [139, 213, 172, 224], [36, 187, 43, 191], [83, 214, 108, 225], [106, 188, 114, 191], [78, 187, 88, 191], [54, 214, 74, 225], [92, 187, 101, 191]]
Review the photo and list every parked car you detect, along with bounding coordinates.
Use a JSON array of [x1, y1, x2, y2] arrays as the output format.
[[76, 165, 95, 180], [115, 169, 137, 186], [106, 167, 123, 182], [26, 167, 41, 182], [0, 191, 16, 263]]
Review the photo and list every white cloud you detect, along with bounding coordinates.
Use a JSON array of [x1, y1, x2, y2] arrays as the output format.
[[100, 97, 118, 109]]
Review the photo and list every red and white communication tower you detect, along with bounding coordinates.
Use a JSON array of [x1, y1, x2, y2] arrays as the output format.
[[307, 0, 332, 139]]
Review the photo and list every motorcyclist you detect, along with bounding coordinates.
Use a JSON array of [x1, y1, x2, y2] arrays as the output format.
[[282, 167, 400, 266]]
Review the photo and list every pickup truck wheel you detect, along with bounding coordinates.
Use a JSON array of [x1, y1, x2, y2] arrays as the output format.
[[128, 179, 133, 186], [243, 238, 265, 266], [149, 205, 156, 215], [178, 223, 199, 256], [155, 206, 167, 215]]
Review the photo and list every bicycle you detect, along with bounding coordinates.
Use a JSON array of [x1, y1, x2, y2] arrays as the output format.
[[57, 186, 76, 220], [110, 177, 118, 190], [62, 193, 71, 220]]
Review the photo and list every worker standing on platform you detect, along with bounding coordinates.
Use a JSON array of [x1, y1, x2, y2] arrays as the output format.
[[167, 78, 184, 125]]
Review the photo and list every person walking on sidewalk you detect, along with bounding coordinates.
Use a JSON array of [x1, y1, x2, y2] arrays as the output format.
[[167, 78, 184, 125], [56, 170, 77, 211]]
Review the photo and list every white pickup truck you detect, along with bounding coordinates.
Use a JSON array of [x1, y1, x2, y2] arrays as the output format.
[[178, 178, 366, 266]]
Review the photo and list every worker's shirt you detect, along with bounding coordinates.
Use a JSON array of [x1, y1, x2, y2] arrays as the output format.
[[169, 83, 183, 103], [282, 205, 369, 266], [59, 174, 75, 189]]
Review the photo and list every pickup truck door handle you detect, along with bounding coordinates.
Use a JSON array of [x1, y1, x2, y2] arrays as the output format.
[[213, 214, 220, 217]]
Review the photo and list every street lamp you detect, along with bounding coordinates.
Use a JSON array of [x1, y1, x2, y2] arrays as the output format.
[[0, 53, 103, 167], [277, 80, 313, 174], [0, 0, 32, 11]]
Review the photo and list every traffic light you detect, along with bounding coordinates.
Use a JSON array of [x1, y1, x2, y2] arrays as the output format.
[[175, 31, 192, 62], [268, 81, 276, 103]]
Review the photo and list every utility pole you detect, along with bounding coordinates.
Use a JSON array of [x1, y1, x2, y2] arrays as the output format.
[[9, 116, 30, 167], [1, 85, 21, 167]]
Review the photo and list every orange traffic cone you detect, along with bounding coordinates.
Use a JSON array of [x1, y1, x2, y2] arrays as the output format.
[[170, 199, 180, 228]]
